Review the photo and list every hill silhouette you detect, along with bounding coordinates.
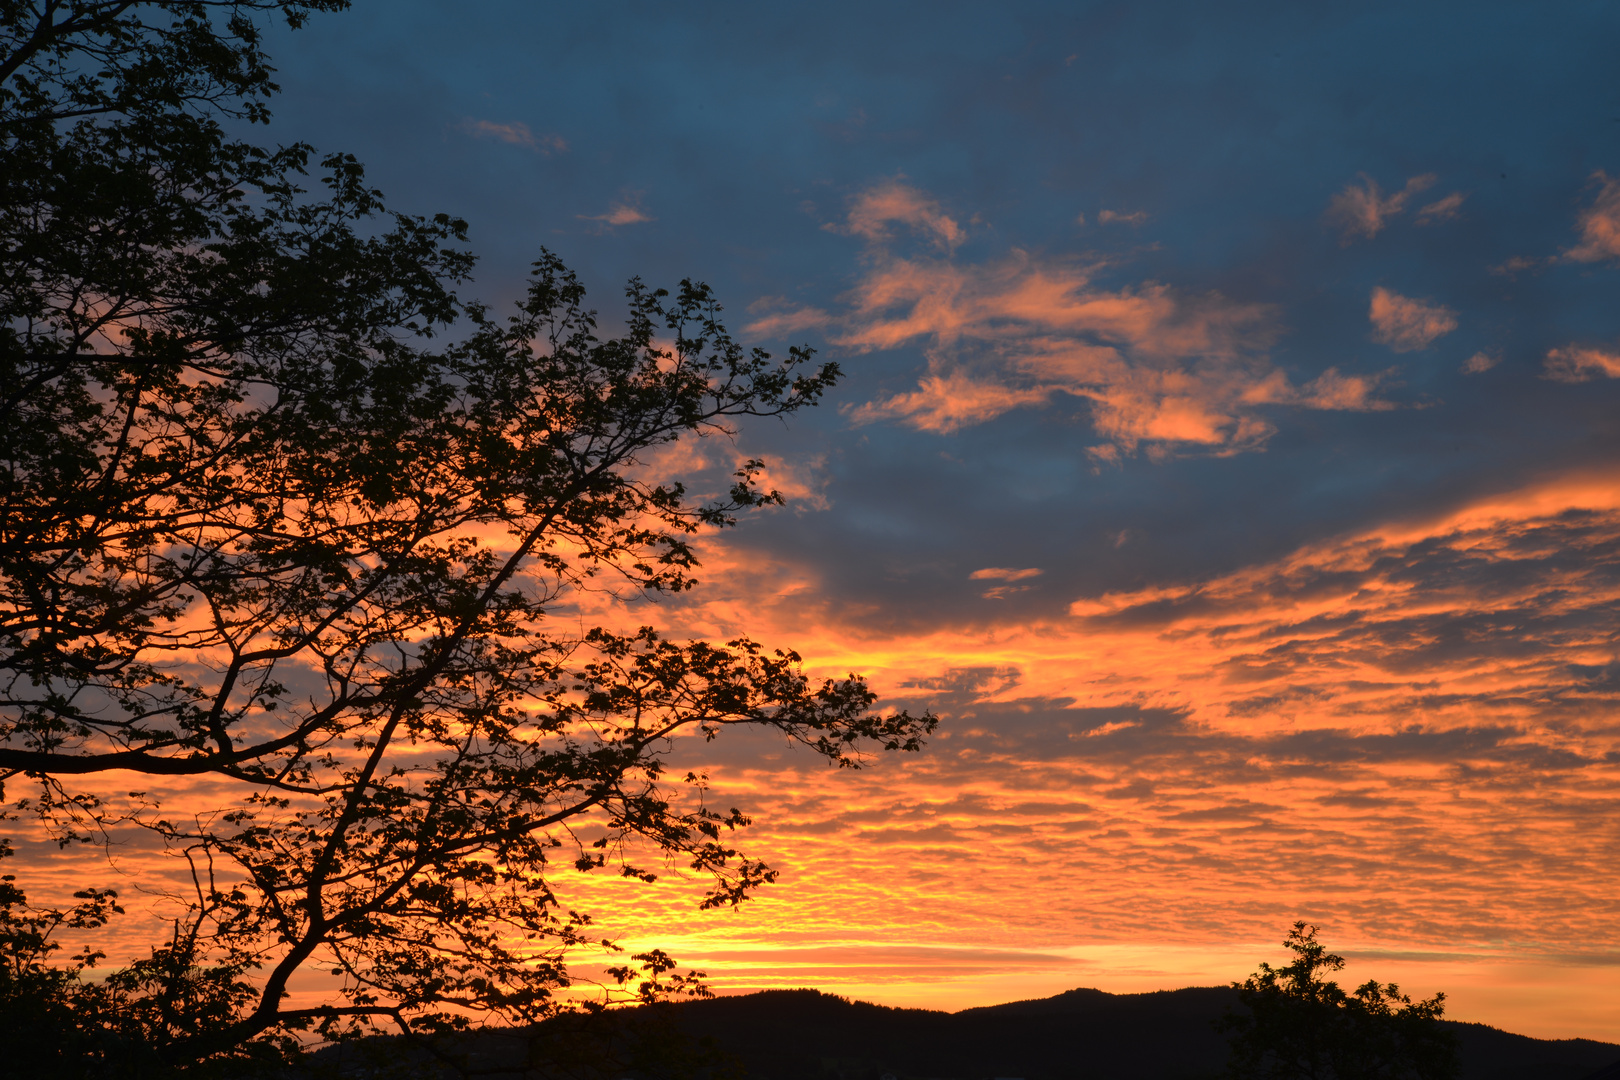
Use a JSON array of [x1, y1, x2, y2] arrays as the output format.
[[660, 987, 1620, 1080], [309, 985, 1620, 1080]]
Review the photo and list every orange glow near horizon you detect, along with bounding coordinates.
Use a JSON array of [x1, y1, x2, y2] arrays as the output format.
[[12, 467, 1620, 1043], [571, 465, 1620, 1040]]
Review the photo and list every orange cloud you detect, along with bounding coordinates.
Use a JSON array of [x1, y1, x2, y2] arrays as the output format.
[[1291, 367, 1395, 410], [1368, 286, 1457, 351], [743, 297, 833, 338], [968, 568, 1044, 581], [970, 567, 1045, 600], [459, 118, 568, 154], [1563, 171, 1620, 263], [837, 179, 965, 251], [485, 467, 1620, 1041], [1080, 366, 1272, 453], [1544, 344, 1620, 382], [1414, 191, 1467, 225], [831, 184, 1392, 455], [849, 369, 1051, 433], [1325, 173, 1437, 242], [579, 198, 654, 227], [1494, 173, 1620, 273], [750, 453, 832, 512]]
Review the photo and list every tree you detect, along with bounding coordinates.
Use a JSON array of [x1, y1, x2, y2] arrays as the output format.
[[0, 3, 936, 1073], [1220, 923, 1459, 1080]]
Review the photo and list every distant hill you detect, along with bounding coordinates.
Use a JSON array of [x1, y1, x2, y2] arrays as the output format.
[[306, 985, 1620, 1080], [661, 987, 1620, 1080]]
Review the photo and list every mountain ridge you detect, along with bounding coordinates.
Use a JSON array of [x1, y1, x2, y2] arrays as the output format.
[[655, 985, 1620, 1080], [307, 984, 1620, 1080]]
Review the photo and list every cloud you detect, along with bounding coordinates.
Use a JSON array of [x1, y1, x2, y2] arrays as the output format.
[[848, 369, 1051, 433], [743, 297, 832, 338], [1490, 255, 1542, 277], [1495, 173, 1620, 272], [1325, 173, 1437, 242], [1563, 171, 1620, 263], [970, 567, 1044, 600], [1414, 191, 1467, 225], [1462, 351, 1499, 374], [458, 118, 568, 154], [749, 453, 832, 512], [836, 179, 964, 251], [1544, 344, 1620, 382], [578, 199, 654, 227], [583, 469, 1620, 1015], [830, 183, 1393, 455], [841, 267, 1286, 449], [1368, 286, 1457, 351], [968, 568, 1044, 581], [1290, 367, 1396, 410], [1077, 364, 1277, 454], [1097, 209, 1148, 226], [1229, 366, 1395, 413]]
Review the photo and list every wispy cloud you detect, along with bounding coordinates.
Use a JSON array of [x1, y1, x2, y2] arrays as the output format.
[[458, 118, 568, 154], [832, 182, 1392, 456], [748, 452, 832, 513], [969, 567, 1045, 581], [835, 179, 965, 251], [1497, 172, 1620, 273], [578, 199, 655, 227], [1414, 191, 1467, 225], [849, 369, 1051, 434], [1097, 209, 1149, 226], [1563, 171, 1620, 263], [970, 566, 1045, 600], [1368, 286, 1457, 352], [1325, 173, 1439, 242], [1284, 367, 1397, 411], [1544, 344, 1620, 382], [743, 297, 833, 339]]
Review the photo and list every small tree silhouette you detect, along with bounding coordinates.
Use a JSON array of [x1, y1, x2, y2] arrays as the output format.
[[1219, 922, 1459, 1080]]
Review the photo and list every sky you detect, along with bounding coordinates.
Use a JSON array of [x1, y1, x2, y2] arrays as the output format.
[[31, 0, 1620, 1042]]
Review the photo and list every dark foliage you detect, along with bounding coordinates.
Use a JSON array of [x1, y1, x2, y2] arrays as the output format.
[[1219, 923, 1459, 1080]]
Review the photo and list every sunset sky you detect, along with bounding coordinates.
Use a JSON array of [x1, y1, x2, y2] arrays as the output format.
[[33, 1, 1620, 1043]]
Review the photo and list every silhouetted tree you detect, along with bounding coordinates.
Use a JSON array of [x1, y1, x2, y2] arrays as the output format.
[[1220, 923, 1459, 1080], [0, 3, 935, 1074]]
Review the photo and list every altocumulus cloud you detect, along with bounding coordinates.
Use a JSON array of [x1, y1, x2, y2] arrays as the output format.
[[1500, 170, 1620, 273], [1564, 172, 1620, 263], [1324, 172, 1460, 242], [1544, 345, 1620, 382], [787, 181, 1396, 458], [970, 566, 1044, 600], [1368, 287, 1458, 352], [614, 469, 1620, 977]]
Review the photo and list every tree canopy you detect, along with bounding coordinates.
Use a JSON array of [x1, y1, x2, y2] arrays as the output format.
[[1220, 923, 1458, 1080], [0, 3, 935, 1074]]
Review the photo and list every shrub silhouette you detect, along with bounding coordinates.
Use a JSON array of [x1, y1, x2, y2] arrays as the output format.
[[1220, 922, 1459, 1080]]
